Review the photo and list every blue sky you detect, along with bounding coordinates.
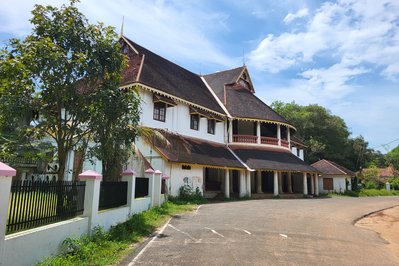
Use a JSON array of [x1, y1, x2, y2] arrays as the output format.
[[1, 0, 399, 153]]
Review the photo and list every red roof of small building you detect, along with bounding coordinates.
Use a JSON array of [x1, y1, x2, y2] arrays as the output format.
[[311, 159, 355, 176]]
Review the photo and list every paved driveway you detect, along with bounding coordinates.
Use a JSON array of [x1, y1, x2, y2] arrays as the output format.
[[124, 197, 399, 266]]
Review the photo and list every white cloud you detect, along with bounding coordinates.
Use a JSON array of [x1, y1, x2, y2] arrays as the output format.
[[283, 8, 309, 24]]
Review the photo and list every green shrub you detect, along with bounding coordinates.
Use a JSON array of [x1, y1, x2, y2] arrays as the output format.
[[169, 184, 207, 204], [343, 190, 359, 197], [363, 180, 379, 189], [358, 189, 399, 197]]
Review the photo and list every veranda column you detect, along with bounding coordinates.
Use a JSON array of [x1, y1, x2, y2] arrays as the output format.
[[273, 171, 279, 196], [0, 162, 16, 265], [239, 170, 246, 198], [314, 173, 319, 196], [121, 169, 137, 215], [246, 171, 251, 197], [256, 121, 261, 144], [277, 124, 281, 146], [79, 170, 102, 233], [310, 174, 315, 195], [256, 170, 262, 193], [278, 172, 283, 194], [225, 169, 230, 198], [303, 172, 308, 195], [287, 172, 293, 193], [229, 171, 233, 194]]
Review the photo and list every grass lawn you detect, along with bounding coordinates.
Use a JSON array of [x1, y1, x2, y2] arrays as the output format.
[[38, 201, 196, 266]]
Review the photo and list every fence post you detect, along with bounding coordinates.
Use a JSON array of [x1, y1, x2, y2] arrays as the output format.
[[145, 169, 155, 207], [153, 170, 162, 207], [121, 169, 136, 215], [0, 162, 16, 266], [78, 170, 102, 234]]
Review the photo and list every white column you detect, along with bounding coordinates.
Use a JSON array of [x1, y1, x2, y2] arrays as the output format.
[[315, 174, 319, 196], [303, 172, 308, 195], [121, 169, 136, 215], [225, 169, 230, 198], [239, 170, 246, 198], [153, 170, 162, 207], [145, 168, 155, 207], [278, 172, 283, 194], [229, 118, 233, 143], [287, 127, 291, 149], [256, 121, 261, 144], [287, 172, 293, 193], [256, 170, 262, 193], [277, 124, 281, 146], [273, 171, 279, 196], [229, 171, 233, 193], [311, 174, 315, 195], [0, 162, 16, 264], [79, 170, 103, 233], [246, 171, 251, 197]]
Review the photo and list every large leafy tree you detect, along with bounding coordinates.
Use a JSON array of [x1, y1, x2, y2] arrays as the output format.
[[0, 0, 139, 180], [271, 101, 380, 170], [386, 145, 399, 169]]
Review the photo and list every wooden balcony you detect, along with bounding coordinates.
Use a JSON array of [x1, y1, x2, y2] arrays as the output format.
[[233, 135, 258, 144], [260, 136, 279, 145], [281, 139, 289, 148]]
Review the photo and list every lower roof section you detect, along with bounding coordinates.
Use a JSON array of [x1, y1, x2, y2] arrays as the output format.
[[230, 146, 318, 173], [152, 129, 245, 169]]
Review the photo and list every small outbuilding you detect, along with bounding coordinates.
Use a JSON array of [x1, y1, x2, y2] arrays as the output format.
[[311, 159, 355, 193]]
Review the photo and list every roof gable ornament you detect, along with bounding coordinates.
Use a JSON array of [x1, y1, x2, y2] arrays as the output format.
[[234, 67, 255, 94]]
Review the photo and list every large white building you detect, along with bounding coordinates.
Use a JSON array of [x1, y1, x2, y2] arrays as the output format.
[[120, 36, 318, 198]]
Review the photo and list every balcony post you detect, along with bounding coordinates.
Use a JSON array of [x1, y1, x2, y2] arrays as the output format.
[[256, 121, 261, 144], [287, 127, 291, 149], [228, 118, 233, 143], [277, 124, 281, 146]]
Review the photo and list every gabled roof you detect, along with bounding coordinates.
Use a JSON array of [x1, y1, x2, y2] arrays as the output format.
[[230, 146, 318, 172], [121, 36, 225, 115], [151, 129, 245, 169], [203, 67, 291, 126], [311, 159, 355, 176]]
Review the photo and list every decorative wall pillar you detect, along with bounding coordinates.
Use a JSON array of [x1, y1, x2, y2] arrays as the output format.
[[79, 170, 102, 233], [273, 171, 279, 196], [277, 124, 281, 146], [121, 169, 136, 215], [256, 121, 261, 144], [145, 168, 155, 206], [239, 170, 246, 198], [314, 174, 319, 196], [256, 170, 262, 193], [287, 172, 293, 193], [152, 170, 162, 207], [0, 162, 16, 264], [225, 169, 230, 198], [303, 172, 308, 195]]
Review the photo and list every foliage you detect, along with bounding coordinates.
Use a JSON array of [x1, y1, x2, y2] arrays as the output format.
[[390, 178, 399, 190], [330, 189, 399, 197], [38, 201, 195, 266], [386, 145, 399, 170], [271, 101, 383, 170], [168, 184, 206, 204], [0, 0, 135, 180]]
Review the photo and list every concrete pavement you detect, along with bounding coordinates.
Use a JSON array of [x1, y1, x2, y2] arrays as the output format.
[[122, 197, 399, 266]]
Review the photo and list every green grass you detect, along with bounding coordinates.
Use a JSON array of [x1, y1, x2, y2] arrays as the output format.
[[329, 189, 399, 197], [38, 201, 195, 266]]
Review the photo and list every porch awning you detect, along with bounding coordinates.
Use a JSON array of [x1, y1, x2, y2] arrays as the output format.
[[152, 129, 245, 169], [230, 146, 318, 173]]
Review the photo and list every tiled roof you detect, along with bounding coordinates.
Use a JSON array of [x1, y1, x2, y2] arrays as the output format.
[[203, 68, 291, 125], [122, 36, 225, 114], [311, 159, 355, 176], [230, 146, 317, 172], [379, 166, 395, 177], [151, 130, 245, 169]]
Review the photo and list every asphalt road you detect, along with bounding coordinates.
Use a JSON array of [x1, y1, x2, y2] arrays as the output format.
[[123, 197, 399, 266]]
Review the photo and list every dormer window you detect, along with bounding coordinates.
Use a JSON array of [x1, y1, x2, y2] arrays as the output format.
[[122, 44, 129, 54], [153, 102, 166, 122], [190, 114, 199, 130], [207, 119, 215, 134]]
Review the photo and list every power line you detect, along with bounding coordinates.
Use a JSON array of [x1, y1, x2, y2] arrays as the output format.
[[371, 137, 399, 150]]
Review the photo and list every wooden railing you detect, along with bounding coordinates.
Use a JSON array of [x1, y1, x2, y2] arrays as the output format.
[[281, 139, 289, 148], [233, 135, 258, 143], [260, 136, 279, 145]]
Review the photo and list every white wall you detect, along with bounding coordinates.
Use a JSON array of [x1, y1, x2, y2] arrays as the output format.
[[318, 175, 347, 193], [139, 90, 225, 143], [132, 197, 152, 214], [167, 163, 204, 196], [291, 147, 304, 161]]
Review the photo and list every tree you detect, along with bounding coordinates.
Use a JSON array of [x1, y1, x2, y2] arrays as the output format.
[[386, 145, 399, 169], [0, 0, 137, 180]]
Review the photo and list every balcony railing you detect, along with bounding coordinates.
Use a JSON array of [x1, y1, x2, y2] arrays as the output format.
[[281, 139, 289, 148], [260, 136, 279, 145], [233, 135, 258, 144]]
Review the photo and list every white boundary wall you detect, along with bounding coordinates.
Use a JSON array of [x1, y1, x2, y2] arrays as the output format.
[[0, 165, 164, 266]]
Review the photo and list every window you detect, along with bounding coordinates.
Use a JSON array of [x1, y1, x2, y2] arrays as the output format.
[[153, 102, 166, 122], [190, 114, 199, 130], [207, 119, 215, 134], [182, 165, 191, 170]]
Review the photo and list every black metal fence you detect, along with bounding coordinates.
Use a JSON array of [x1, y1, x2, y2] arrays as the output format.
[[135, 177, 149, 198], [99, 181, 128, 210], [7, 180, 85, 235]]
